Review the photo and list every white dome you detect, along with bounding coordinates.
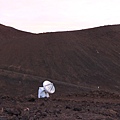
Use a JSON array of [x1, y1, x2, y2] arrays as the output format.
[[43, 80, 55, 94]]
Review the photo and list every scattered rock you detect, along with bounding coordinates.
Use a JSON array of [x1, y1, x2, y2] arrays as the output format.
[[73, 107, 82, 111], [25, 94, 36, 102], [0, 116, 7, 120], [40, 102, 45, 106], [41, 112, 47, 118], [4, 108, 21, 116], [65, 105, 71, 109]]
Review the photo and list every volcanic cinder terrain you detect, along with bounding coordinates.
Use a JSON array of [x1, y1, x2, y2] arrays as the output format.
[[0, 24, 120, 120]]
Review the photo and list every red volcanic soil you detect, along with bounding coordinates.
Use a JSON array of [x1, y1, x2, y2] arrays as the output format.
[[0, 24, 120, 119]]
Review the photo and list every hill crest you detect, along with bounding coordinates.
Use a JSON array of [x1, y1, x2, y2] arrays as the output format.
[[0, 23, 120, 93]]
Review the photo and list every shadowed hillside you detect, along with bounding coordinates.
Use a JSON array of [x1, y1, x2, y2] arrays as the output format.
[[0, 24, 120, 120], [0, 24, 120, 93]]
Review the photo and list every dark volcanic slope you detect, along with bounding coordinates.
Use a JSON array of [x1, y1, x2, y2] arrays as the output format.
[[0, 24, 120, 93]]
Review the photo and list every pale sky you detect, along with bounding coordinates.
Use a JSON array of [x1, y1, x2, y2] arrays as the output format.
[[0, 0, 120, 33]]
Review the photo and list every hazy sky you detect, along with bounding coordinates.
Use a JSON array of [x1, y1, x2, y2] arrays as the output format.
[[0, 0, 120, 33]]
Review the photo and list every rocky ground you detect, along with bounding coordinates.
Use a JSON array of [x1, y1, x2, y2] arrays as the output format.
[[0, 74, 120, 120], [0, 90, 120, 120]]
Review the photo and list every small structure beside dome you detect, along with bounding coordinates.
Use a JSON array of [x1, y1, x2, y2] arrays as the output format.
[[38, 80, 55, 98]]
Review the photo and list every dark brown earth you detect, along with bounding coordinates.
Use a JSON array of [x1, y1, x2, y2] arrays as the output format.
[[0, 24, 120, 119]]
